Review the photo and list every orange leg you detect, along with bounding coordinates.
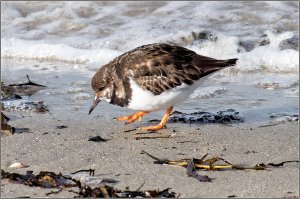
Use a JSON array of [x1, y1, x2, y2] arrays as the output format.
[[115, 111, 150, 125], [139, 106, 173, 131]]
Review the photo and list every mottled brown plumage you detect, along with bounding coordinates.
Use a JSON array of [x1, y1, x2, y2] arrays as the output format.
[[90, 43, 237, 108], [89, 43, 238, 131]]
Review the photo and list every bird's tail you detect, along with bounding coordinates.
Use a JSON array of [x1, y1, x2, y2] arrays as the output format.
[[191, 55, 238, 78], [225, 58, 238, 66], [193, 55, 238, 69]]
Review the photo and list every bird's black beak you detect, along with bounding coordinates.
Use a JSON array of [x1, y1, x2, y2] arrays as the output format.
[[88, 96, 101, 115]]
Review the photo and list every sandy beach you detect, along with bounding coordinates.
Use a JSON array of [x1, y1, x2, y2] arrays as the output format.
[[1, 108, 299, 198]]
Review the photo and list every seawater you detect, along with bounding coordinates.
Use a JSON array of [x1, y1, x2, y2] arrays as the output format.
[[1, 1, 299, 125]]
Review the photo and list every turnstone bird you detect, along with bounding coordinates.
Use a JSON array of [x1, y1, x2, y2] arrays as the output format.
[[89, 43, 237, 131]]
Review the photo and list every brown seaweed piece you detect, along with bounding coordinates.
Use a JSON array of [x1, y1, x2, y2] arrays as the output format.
[[186, 159, 211, 182], [1, 112, 10, 122], [141, 150, 299, 172], [1, 112, 15, 135], [2, 169, 178, 198], [6, 75, 46, 96], [70, 169, 95, 176], [1, 82, 22, 100], [1, 169, 77, 188], [88, 135, 108, 142], [1, 112, 30, 135], [135, 134, 174, 140], [34, 101, 48, 113], [141, 150, 238, 170], [68, 177, 177, 198], [56, 125, 68, 129]]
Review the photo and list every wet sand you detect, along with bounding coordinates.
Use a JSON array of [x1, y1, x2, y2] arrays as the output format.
[[1, 110, 299, 198]]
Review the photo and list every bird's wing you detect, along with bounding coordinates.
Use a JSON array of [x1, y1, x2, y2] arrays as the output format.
[[120, 43, 237, 95]]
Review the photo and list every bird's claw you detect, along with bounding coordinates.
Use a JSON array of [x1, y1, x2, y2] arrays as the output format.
[[138, 124, 165, 131]]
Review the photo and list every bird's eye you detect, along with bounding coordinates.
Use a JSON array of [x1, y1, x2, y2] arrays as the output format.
[[99, 86, 105, 91]]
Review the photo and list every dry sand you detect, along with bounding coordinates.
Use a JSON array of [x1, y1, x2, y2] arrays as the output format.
[[1, 110, 299, 198]]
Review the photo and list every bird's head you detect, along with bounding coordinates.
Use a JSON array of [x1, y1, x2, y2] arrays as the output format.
[[88, 67, 113, 115]]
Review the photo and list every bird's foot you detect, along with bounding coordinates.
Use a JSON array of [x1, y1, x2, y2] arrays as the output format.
[[139, 124, 165, 131], [138, 106, 173, 132], [115, 111, 149, 125]]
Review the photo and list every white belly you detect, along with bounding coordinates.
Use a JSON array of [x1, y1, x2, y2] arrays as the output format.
[[127, 78, 203, 111]]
